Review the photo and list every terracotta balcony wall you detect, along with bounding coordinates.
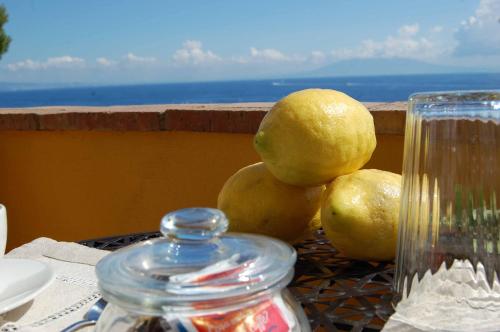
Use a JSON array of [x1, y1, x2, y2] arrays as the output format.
[[0, 102, 406, 250]]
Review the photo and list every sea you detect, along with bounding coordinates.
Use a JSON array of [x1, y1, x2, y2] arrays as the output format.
[[0, 73, 499, 107]]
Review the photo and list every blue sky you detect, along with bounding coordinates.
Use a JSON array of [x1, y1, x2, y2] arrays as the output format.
[[0, 0, 499, 84]]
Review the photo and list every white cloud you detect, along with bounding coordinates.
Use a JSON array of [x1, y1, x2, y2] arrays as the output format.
[[251, 48, 306, 63], [124, 53, 157, 63], [7, 56, 85, 71], [432, 25, 444, 33], [46, 56, 85, 67], [399, 24, 420, 36], [249, 47, 289, 62], [332, 23, 451, 61], [310, 51, 327, 64], [455, 0, 500, 55], [7, 59, 42, 71], [172, 40, 221, 65], [96, 57, 116, 66], [233, 47, 307, 64]]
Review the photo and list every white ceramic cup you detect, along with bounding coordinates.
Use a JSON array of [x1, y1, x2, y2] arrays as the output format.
[[0, 204, 7, 257]]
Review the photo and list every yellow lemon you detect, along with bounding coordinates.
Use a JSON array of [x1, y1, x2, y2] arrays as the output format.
[[321, 169, 401, 261], [217, 162, 323, 242], [291, 195, 324, 243], [254, 89, 376, 186]]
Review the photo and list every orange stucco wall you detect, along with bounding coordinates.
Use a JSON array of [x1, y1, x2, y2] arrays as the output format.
[[0, 131, 404, 250]]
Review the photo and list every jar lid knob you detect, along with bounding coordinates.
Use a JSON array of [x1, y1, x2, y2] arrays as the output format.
[[160, 208, 228, 241]]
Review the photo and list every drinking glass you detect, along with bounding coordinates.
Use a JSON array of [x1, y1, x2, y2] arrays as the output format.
[[394, 91, 500, 305], [0, 204, 6, 256]]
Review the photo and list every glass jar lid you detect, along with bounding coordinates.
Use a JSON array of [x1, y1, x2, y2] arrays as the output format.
[[95, 208, 296, 314]]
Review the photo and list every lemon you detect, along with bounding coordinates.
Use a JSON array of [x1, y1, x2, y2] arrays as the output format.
[[292, 208, 322, 243], [321, 169, 401, 261], [217, 162, 323, 242], [254, 89, 376, 187]]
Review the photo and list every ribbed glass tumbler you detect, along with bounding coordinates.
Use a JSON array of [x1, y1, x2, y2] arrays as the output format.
[[394, 91, 500, 310]]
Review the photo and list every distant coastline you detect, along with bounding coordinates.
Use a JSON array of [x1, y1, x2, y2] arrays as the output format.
[[1, 73, 499, 107]]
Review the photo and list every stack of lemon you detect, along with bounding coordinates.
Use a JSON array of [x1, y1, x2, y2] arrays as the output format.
[[217, 89, 401, 261]]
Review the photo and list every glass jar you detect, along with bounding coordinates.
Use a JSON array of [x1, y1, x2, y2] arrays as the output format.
[[95, 208, 310, 331]]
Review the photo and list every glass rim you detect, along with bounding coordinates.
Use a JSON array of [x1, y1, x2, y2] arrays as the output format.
[[409, 90, 500, 104]]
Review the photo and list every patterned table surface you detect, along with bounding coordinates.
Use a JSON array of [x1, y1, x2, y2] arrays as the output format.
[[80, 230, 395, 332]]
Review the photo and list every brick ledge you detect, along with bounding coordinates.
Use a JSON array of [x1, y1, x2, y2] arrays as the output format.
[[0, 102, 406, 135]]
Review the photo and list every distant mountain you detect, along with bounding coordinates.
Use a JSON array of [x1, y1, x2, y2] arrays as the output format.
[[300, 58, 485, 78]]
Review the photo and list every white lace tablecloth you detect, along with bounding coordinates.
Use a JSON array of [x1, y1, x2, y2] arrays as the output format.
[[0, 238, 108, 332]]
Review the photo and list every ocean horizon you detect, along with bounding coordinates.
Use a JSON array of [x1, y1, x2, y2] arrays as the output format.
[[1, 73, 499, 108]]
